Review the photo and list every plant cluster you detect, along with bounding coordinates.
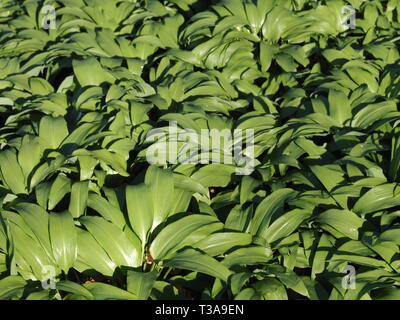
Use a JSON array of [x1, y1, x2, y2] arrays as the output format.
[[0, 0, 400, 300]]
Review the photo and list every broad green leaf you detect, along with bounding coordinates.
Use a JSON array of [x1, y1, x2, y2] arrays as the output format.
[[145, 166, 174, 229], [68, 181, 89, 218], [80, 216, 141, 267], [222, 246, 273, 268], [127, 270, 158, 300], [87, 193, 125, 229], [191, 164, 236, 188], [380, 227, 400, 245], [371, 287, 400, 300], [78, 156, 98, 181], [235, 288, 260, 300], [57, 280, 94, 300], [7, 222, 54, 280], [328, 89, 351, 126], [163, 248, 232, 282], [18, 135, 42, 180], [76, 229, 117, 277], [39, 116, 69, 150], [239, 176, 262, 204], [353, 184, 400, 216], [90, 150, 129, 177], [0, 276, 27, 300], [315, 209, 365, 240], [195, 232, 253, 256], [249, 188, 296, 236], [309, 165, 344, 192], [150, 214, 220, 260], [225, 204, 253, 232], [0, 149, 27, 194], [126, 184, 153, 246], [150, 281, 183, 300], [259, 42, 274, 72], [14, 203, 51, 255], [166, 222, 223, 257], [84, 282, 137, 300], [311, 234, 334, 278], [173, 173, 209, 196], [48, 174, 71, 210], [253, 278, 288, 300], [264, 209, 311, 243], [73, 57, 115, 86]]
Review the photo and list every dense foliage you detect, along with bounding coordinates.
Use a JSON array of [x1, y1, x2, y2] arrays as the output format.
[[0, 0, 400, 300]]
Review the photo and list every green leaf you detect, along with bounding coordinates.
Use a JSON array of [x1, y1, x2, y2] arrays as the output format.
[[328, 89, 352, 126], [14, 203, 51, 255], [191, 164, 236, 188], [68, 181, 89, 218], [80, 216, 142, 268], [173, 173, 209, 196], [150, 214, 221, 260], [78, 156, 98, 180], [249, 188, 296, 236], [222, 246, 273, 268], [57, 280, 94, 300], [371, 287, 400, 300], [380, 227, 400, 245], [39, 116, 69, 149], [315, 209, 365, 240], [167, 222, 223, 256], [73, 57, 115, 87], [0, 149, 27, 194], [253, 278, 288, 300], [49, 211, 77, 273], [264, 208, 311, 243], [84, 282, 138, 300], [18, 135, 42, 181], [48, 174, 71, 210], [225, 204, 253, 232], [309, 165, 344, 193], [235, 288, 260, 300], [353, 184, 400, 216], [76, 229, 117, 277], [145, 166, 175, 229], [195, 232, 253, 256], [6, 220, 54, 280], [311, 233, 334, 278], [239, 176, 261, 204], [126, 184, 153, 246], [163, 248, 232, 282], [0, 276, 27, 300], [87, 193, 125, 229], [90, 150, 129, 177], [259, 42, 274, 71]]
